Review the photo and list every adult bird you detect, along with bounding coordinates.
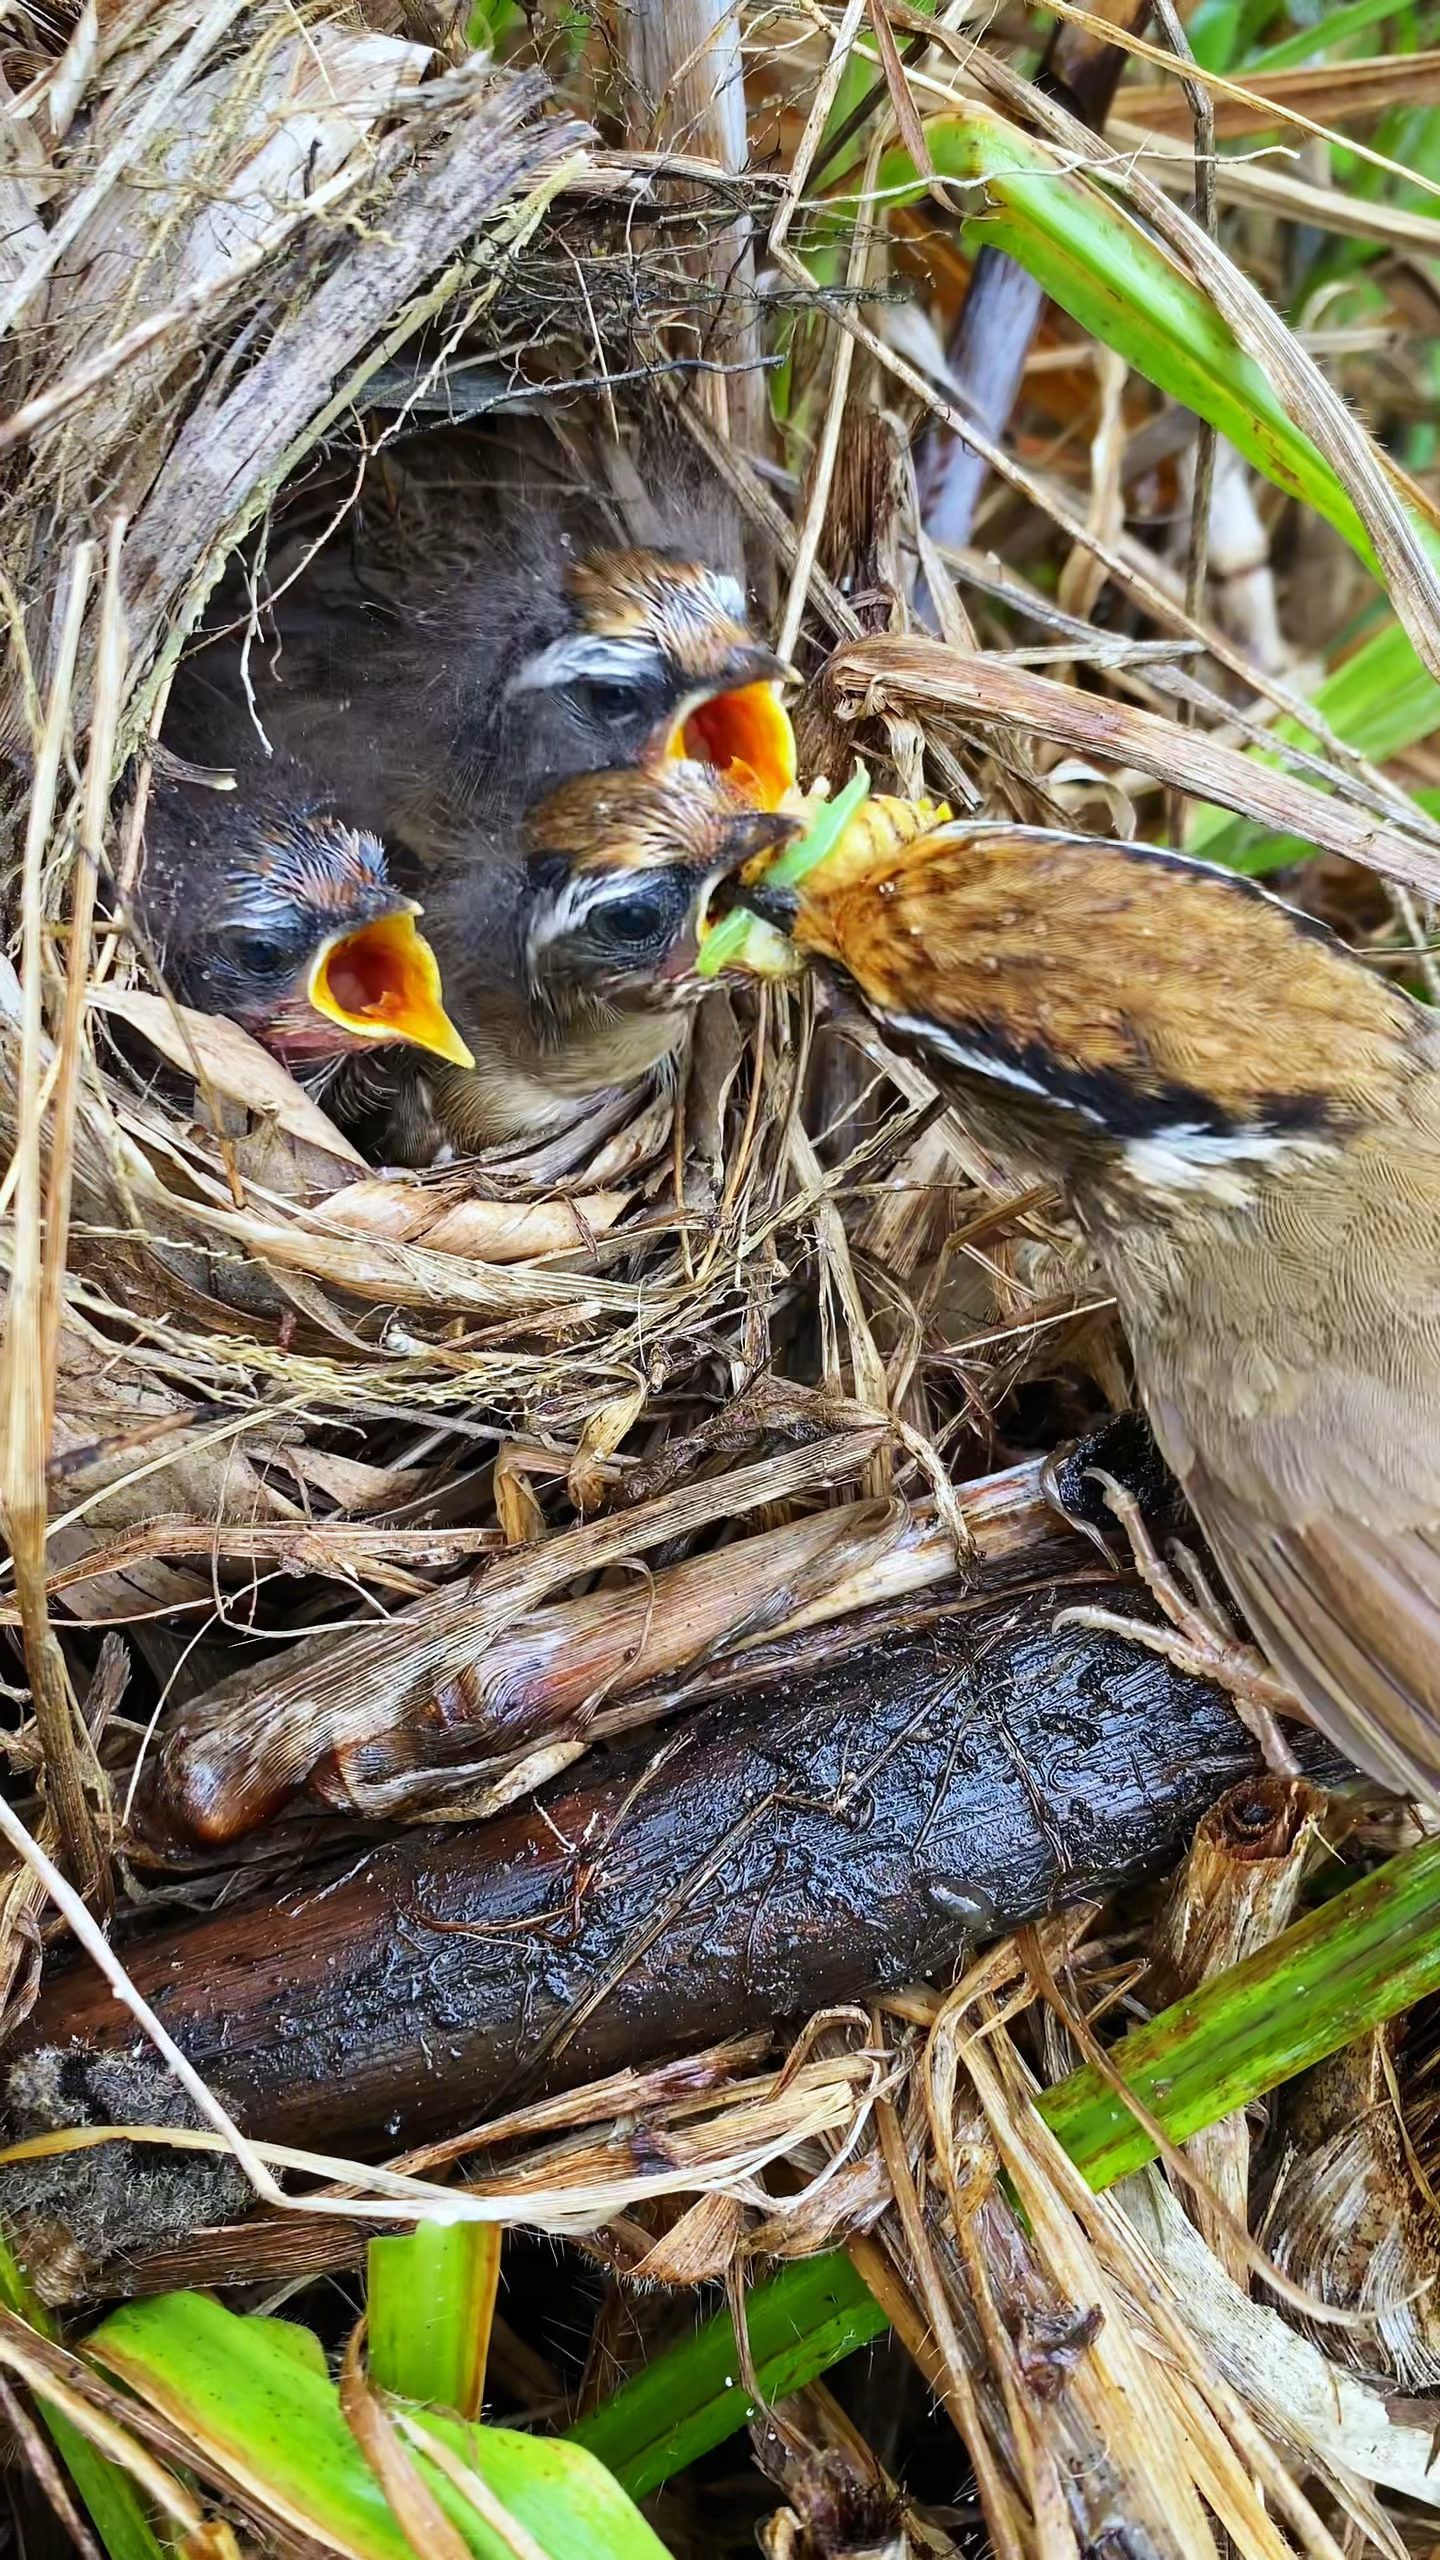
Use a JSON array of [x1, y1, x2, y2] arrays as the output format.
[[737, 801, 1440, 1809]]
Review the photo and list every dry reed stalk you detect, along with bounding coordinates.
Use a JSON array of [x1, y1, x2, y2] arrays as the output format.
[[0, 549, 102, 1902], [824, 637, 1440, 891]]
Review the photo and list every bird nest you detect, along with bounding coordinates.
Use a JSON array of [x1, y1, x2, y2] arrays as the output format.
[[9, 11, 1440, 2560], [0, 0, 1101, 1901]]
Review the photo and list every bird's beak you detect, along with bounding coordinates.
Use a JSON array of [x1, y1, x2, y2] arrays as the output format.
[[664, 651, 799, 811], [307, 909, 475, 1068], [693, 810, 808, 981]]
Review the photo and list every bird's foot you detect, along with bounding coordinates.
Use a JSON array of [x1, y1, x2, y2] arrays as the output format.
[[1054, 1469, 1303, 1776]]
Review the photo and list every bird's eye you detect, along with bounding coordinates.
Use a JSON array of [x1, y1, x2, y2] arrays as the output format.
[[242, 935, 299, 975], [572, 677, 650, 728], [591, 882, 683, 950], [215, 924, 305, 979]]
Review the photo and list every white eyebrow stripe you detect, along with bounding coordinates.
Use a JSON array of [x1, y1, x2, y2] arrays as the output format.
[[506, 632, 665, 696], [526, 865, 653, 952], [884, 1012, 1101, 1117]]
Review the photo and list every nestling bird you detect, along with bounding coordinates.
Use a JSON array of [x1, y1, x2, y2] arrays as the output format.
[[741, 806, 1440, 1807], [162, 423, 797, 1154], [135, 782, 473, 1070], [164, 425, 796, 860], [356, 761, 799, 1160]]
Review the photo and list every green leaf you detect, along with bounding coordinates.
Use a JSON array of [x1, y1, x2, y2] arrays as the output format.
[[369, 2222, 501, 2420], [573, 1832, 1440, 2498], [1246, 0, 1406, 72], [1188, 0, 1246, 71], [869, 106, 1440, 592], [567, 2254, 888, 2502], [40, 2410, 167, 2560], [89, 2290, 674, 2560], [1189, 618, 1440, 871], [466, 0, 523, 49], [91, 2293, 413, 2560], [0, 2231, 167, 2560], [1041, 1831, 1440, 2187], [410, 2414, 674, 2560]]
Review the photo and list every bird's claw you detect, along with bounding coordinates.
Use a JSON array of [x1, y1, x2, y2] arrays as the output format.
[[1055, 1470, 1303, 1777]]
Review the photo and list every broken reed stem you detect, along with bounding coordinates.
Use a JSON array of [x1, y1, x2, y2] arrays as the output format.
[[40, 518, 127, 1452], [1, 547, 104, 1901], [1151, 0, 1217, 848]]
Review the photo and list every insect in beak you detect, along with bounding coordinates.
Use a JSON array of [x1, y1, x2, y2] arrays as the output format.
[[693, 824, 808, 983], [663, 652, 800, 811], [307, 907, 475, 1068]]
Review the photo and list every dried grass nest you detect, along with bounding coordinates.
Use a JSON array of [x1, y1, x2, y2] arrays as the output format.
[[8, 10, 1440, 2556], [0, 0, 1097, 1906]]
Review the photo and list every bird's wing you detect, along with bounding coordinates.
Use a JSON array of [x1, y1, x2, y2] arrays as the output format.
[[1117, 1080, 1440, 1807], [1183, 1467, 1440, 1802]]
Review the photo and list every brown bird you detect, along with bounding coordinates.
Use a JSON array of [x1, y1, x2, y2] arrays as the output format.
[[351, 761, 798, 1160], [162, 425, 796, 1154], [135, 782, 472, 1070], [743, 806, 1440, 1806]]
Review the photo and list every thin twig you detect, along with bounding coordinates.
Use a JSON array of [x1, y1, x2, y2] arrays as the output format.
[[1, 548, 105, 1900], [1152, 0, 1218, 844]]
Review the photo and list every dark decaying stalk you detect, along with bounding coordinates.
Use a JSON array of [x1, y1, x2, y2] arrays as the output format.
[[21, 1586, 1305, 2173]]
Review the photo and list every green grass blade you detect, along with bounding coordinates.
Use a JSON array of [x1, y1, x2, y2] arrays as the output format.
[[1189, 618, 1440, 870], [89, 2290, 676, 2559], [0, 2232, 167, 2560], [871, 107, 1439, 589], [567, 2255, 888, 2502], [1041, 1832, 1440, 2185], [572, 1832, 1440, 2498], [39, 2409, 168, 2560], [1246, 0, 1408, 73], [90, 2293, 415, 2560], [368, 2223, 501, 2420], [409, 2414, 675, 2559]]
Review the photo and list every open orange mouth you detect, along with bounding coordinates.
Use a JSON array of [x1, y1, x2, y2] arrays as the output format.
[[670, 680, 797, 811], [308, 908, 474, 1068]]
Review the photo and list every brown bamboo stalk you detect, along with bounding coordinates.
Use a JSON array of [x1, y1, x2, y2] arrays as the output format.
[[10, 1579, 1296, 2308]]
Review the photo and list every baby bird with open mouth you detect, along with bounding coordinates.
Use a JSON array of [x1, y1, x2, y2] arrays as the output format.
[[135, 782, 472, 1072], [162, 426, 798, 1156], [375, 759, 799, 1161], [340, 559, 798, 1158]]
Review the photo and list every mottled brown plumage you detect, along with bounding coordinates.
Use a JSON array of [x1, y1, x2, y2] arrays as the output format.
[[763, 815, 1440, 1806]]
